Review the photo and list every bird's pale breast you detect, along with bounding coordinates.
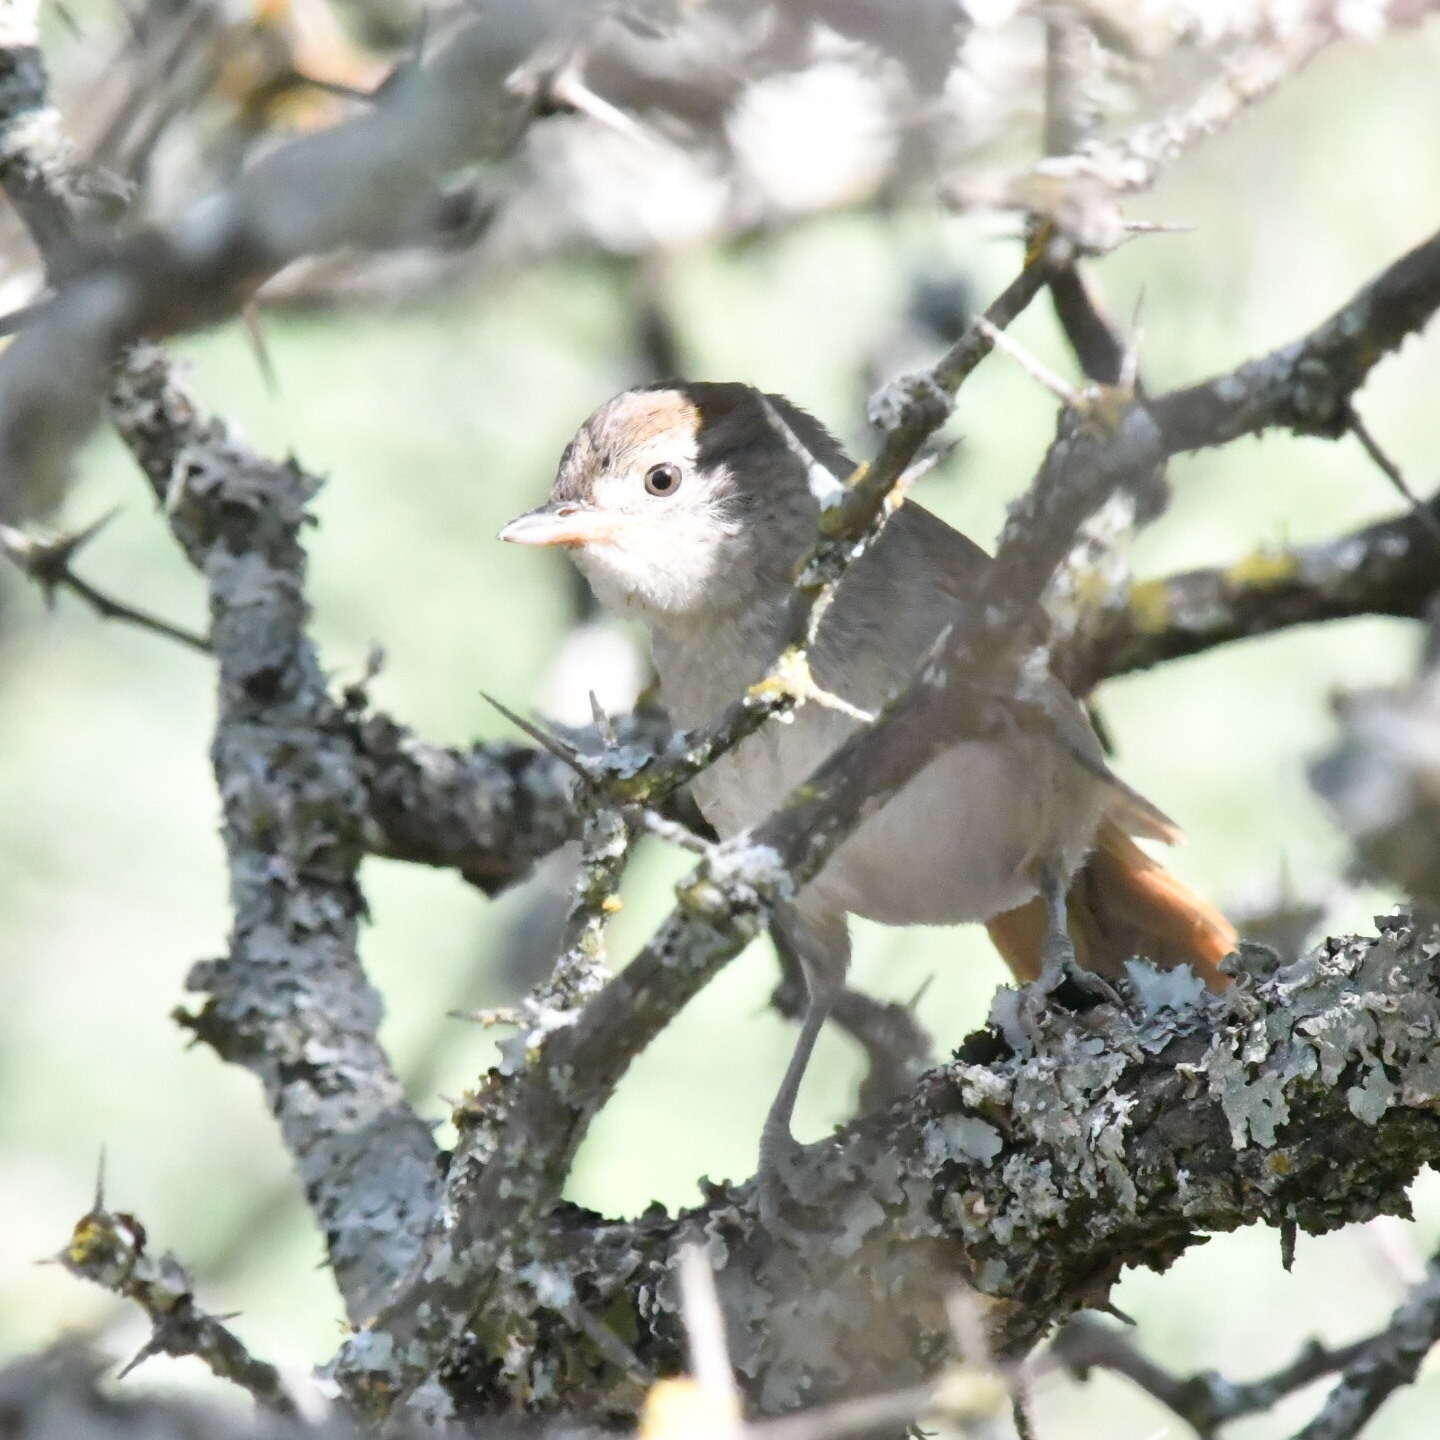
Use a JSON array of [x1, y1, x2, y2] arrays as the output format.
[[651, 510, 1110, 927]]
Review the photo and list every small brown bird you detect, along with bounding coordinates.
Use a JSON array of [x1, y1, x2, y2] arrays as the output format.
[[501, 381, 1234, 1179]]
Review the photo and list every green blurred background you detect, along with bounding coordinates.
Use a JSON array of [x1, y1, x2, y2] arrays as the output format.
[[2, 17, 1440, 1437]]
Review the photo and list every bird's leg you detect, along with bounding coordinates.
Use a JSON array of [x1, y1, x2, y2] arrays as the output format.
[[757, 903, 849, 1224], [1037, 861, 1077, 983], [1035, 862, 1122, 1008], [769, 917, 928, 1112], [758, 979, 836, 1176]]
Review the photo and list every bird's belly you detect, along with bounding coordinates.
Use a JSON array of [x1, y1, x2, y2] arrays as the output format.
[[826, 744, 1053, 923], [694, 725, 1107, 927]]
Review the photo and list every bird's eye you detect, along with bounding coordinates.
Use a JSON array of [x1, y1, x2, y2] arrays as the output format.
[[643, 463, 682, 497]]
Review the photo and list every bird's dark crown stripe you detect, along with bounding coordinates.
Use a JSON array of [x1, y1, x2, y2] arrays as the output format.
[[638, 379, 852, 488]]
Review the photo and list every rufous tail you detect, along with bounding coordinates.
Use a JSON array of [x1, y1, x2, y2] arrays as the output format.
[[986, 818, 1236, 992]]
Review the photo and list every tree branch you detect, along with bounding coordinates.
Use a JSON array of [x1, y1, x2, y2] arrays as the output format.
[[132, 345, 442, 1324], [0, 512, 211, 653], [352, 706, 607, 895], [1040, 11, 1131, 389], [1312, 596, 1440, 907], [0, 3, 567, 518], [1052, 1314, 1369, 1436], [361, 914, 1440, 1420], [60, 1179, 296, 1414], [1292, 1250, 1440, 1440], [1065, 18, 1337, 198], [1152, 225, 1440, 453], [1060, 490, 1440, 692], [0, 1345, 350, 1440], [0, 39, 441, 1323]]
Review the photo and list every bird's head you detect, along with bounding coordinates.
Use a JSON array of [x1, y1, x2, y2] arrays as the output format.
[[499, 381, 848, 624]]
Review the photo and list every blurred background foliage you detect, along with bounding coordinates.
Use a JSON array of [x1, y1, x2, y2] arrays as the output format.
[[1, 2, 1439, 1435]]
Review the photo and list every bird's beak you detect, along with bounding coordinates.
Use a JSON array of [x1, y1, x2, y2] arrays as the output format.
[[497, 501, 620, 549]]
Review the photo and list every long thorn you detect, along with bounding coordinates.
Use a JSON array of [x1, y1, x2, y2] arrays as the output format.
[[481, 692, 592, 778]]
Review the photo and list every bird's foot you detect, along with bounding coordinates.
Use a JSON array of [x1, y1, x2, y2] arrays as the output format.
[[1036, 931, 1125, 1012], [754, 1126, 813, 1243], [992, 935, 1126, 1057]]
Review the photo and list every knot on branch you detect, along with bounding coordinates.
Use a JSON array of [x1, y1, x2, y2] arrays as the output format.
[[866, 368, 953, 436], [679, 837, 795, 923]]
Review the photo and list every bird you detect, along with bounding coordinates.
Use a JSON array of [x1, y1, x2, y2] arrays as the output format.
[[500, 379, 1235, 1187]]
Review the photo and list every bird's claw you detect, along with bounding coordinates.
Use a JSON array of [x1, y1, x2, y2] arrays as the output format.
[[1037, 932, 1125, 1011], [754, 1133, 813, 1243], [991, 941, 1127, 1057]]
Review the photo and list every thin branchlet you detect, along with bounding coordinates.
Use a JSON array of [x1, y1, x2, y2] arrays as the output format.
[[60, 1180, 296, 1414]]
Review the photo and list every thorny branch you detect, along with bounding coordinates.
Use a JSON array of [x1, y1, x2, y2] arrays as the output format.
[[350, 705, 633, 895], [8, 4, 1440, 1436], [1060, 490, 1440, 693], [0, 511, 211, 653], [1294, 1251, 1440, 1440], [334, 242, 1077, 1422], [1152, 226, 1440, 454], [60, 1177, 296, 1414], [1055, 1243, 1440, 1440], [0, 25, 440, 1325], [1052, 1314, 1370, 1436]]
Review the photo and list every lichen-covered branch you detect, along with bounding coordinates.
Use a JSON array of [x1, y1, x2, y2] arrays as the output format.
[[1060, 492, 1440, 692], [0, 4, 567, 517], [364, 915, 1440, 1421], [1152, 225, 1440, 453], [0, 43, 441, 1323], [352, 708, 589, 895], [60, 1188, 296, 1413], [122, 348, 442, 1325]]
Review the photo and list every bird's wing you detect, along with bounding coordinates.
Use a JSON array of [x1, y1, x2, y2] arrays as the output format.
[[889, 501, 1183, 845]]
